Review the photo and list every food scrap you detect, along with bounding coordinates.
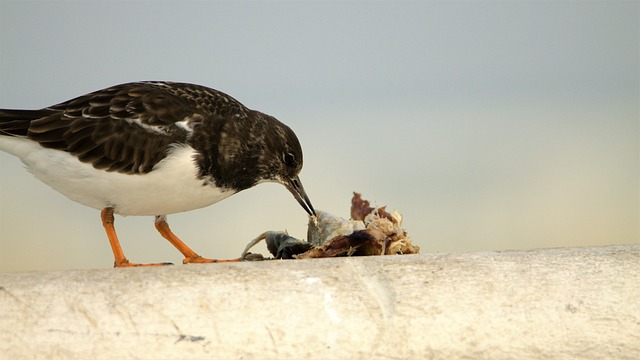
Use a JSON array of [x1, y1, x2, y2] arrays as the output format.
[[241, 231, 313, 260], [241, 192, 419, 260]]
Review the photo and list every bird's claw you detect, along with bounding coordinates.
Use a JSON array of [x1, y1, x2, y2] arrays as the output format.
[[183, 256, 240, 264], [114, 259, 174, 267]]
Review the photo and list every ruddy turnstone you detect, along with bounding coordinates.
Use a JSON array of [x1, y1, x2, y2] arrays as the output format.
[[0, 81, 315, 267]]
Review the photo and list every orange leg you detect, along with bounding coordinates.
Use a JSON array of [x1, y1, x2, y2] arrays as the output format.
[[101, 208, 173, 268], [154, 215, 239, 264]]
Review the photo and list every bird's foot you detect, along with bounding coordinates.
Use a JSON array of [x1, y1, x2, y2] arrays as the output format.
[[114, 259, 174, 268], [183, 255, 241, 264]]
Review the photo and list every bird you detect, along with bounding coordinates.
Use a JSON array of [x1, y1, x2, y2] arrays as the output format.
[[0, 81, 316, 267]]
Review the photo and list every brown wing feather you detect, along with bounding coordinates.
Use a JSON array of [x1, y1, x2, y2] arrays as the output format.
[[0, 109, 56, 137], [1, 82, 251, 175], [49, 83, 204, 174]]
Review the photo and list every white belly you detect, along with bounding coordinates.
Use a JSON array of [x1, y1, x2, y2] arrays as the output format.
[[0, 137, 236, 216]]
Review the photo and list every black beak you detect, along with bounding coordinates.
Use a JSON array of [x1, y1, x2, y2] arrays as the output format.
[[286, 176, 316, 217]]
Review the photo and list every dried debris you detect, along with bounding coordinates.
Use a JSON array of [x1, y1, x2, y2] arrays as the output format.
[[241, 192, 419, 260], [306, 210, 366, 246], [241, 231, 313, 260]]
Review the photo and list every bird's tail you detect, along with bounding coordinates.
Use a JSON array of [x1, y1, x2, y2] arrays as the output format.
[[0, 109, 55, 137]]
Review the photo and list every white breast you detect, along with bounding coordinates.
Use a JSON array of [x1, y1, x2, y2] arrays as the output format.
[[0, 137, 235, 216]]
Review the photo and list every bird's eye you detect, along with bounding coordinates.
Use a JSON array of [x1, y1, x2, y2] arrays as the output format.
[[283, 152, 296, 166]]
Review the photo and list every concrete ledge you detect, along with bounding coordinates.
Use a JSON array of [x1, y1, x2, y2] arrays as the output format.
[[1, 245, 639, 359]]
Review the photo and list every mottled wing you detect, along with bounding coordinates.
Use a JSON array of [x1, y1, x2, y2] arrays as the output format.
[[24, 83, 206, 174]]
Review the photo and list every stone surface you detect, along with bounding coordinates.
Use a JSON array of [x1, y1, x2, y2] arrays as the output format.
[[1, 245, 639, 359]]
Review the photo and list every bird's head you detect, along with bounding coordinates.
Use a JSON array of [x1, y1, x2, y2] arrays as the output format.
[[197, 111, 316, 218], [259, 115, 316, 218]]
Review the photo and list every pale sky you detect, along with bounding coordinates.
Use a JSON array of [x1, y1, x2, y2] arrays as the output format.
[[0, 1, 638, 272]]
